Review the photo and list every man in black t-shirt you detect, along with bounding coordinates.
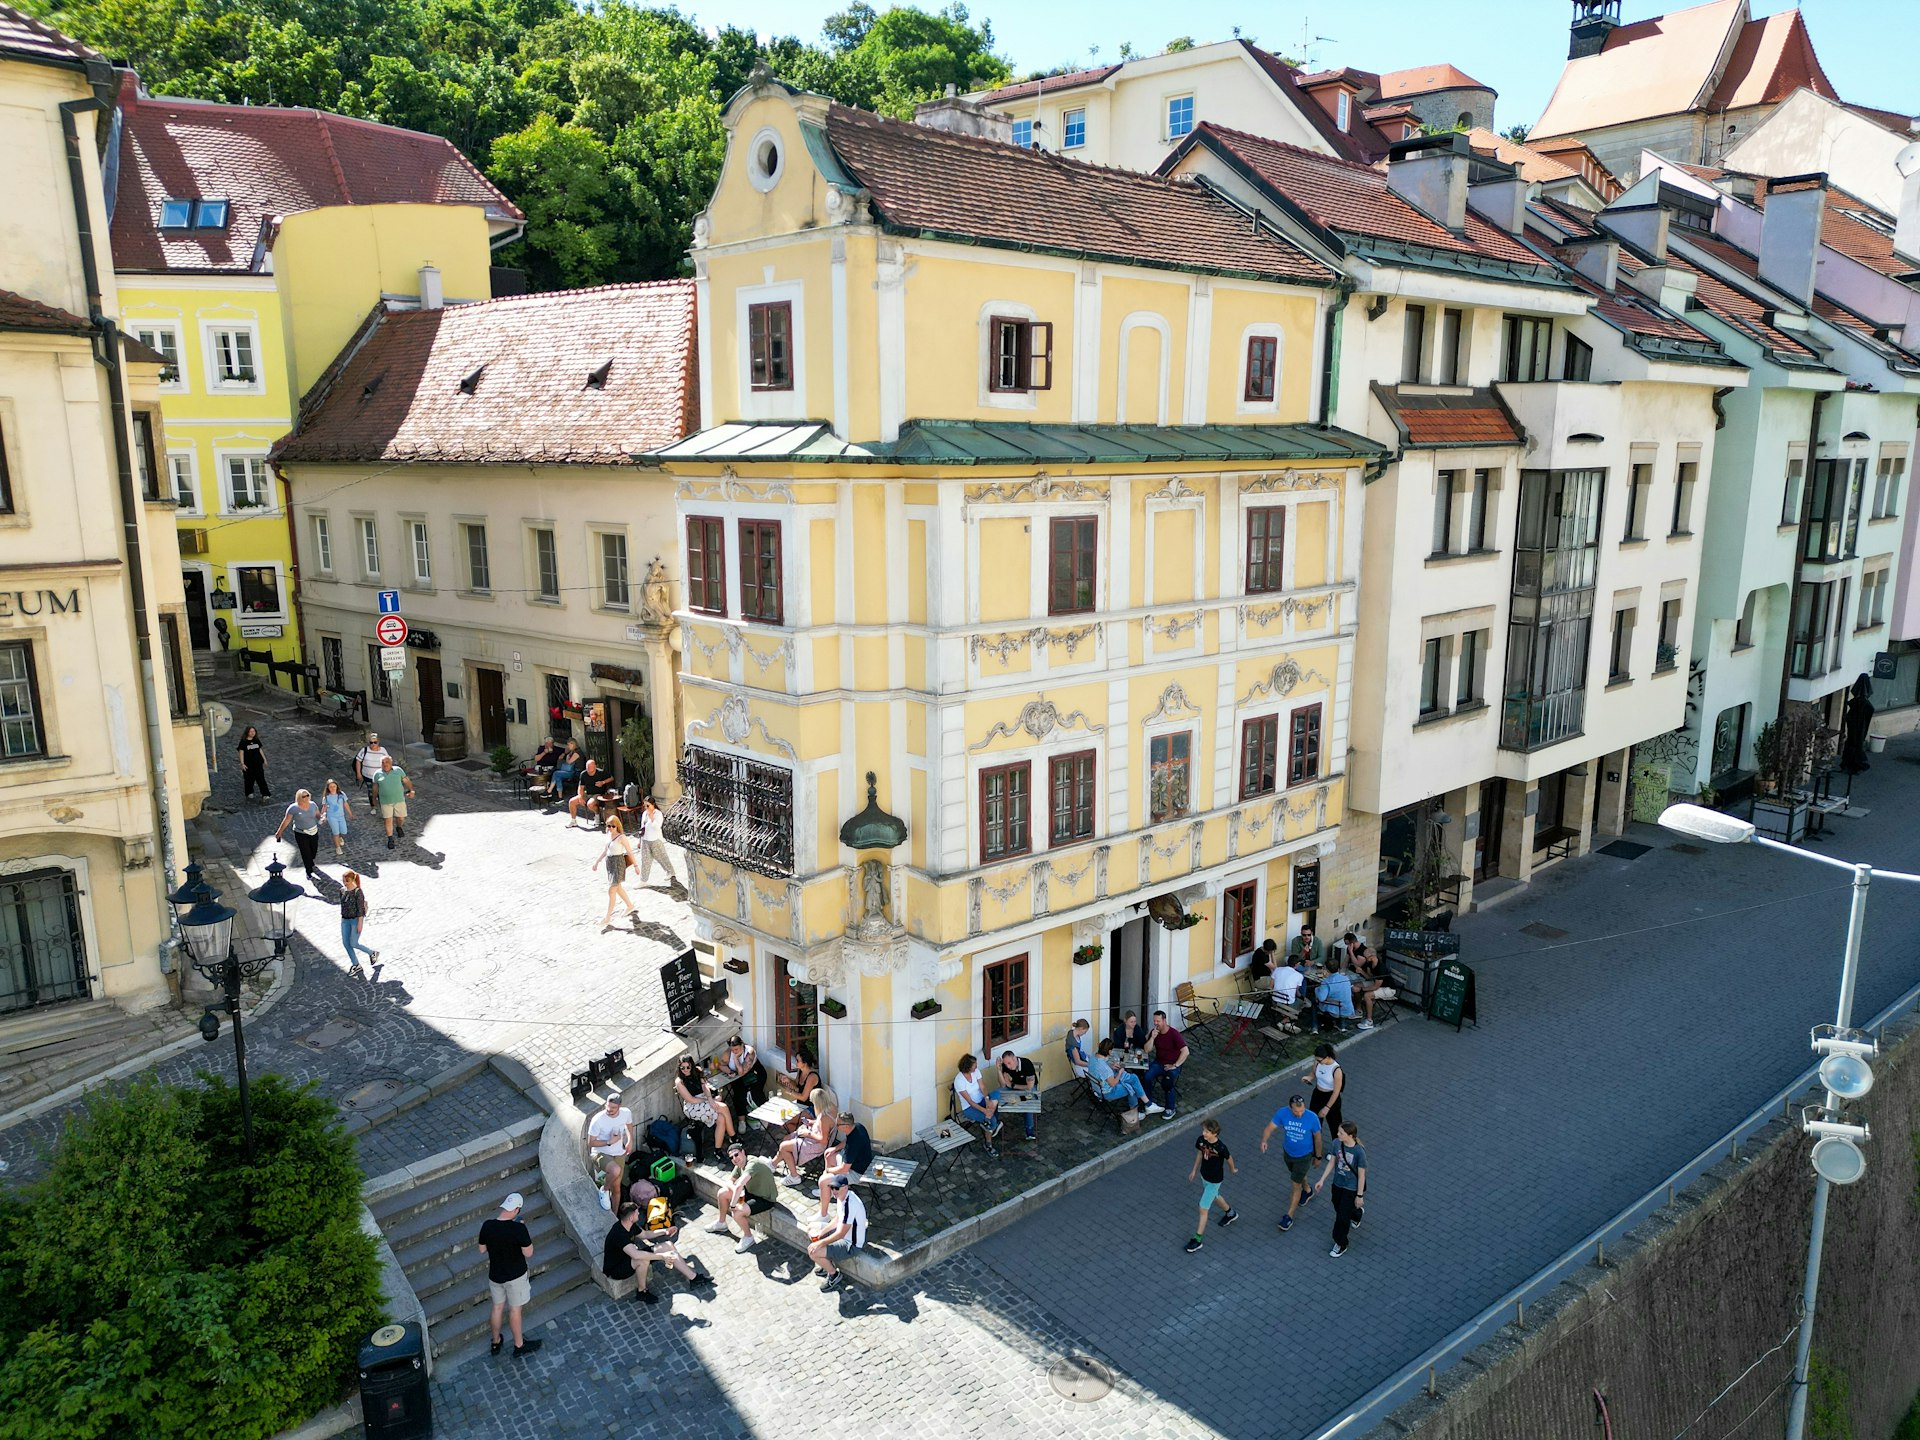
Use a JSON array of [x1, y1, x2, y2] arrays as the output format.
[[1184, 1119, 1240, 1253], [997, 1048, 1039, 1139], [477, 1193, 542, 1357], [601, 1204, 710, 1304]]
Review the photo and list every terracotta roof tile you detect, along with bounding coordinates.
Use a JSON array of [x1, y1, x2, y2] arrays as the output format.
[[111, 76, 522, 275], [0, 288, 90, 334], [273, 282, 697, 467], [1662, 240, 1827, 362], [1400, 407, 1519, 444], [1238, 44, 1388, 164], [971, 63, 1120, 107], [1192, 125, 1550, 271], [0, 4, 95, 65], [821, 105, 1335, 285], [1376, 64, 1491, 100], [1707, 8, 1834, 111]]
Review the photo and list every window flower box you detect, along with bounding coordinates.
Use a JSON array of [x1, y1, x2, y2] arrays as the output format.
[[910, 999, 942, 1020], [1072, 944, 1103, 966], [819, 996, 847, 1020]]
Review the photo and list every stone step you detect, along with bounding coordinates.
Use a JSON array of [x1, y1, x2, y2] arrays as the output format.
[[425, 1255, 595, 1359], [0, 999, 137, 1056], [367, 1137, 542, 1229], [392, 1185, 553, 1278], [402, 1206, 567, 1305]]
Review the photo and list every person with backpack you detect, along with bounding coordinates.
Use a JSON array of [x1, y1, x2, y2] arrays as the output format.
[[602, 1202, 711, 1306], [807, 1173, 867, 1292], [1311, 1119, 1368, 1258], [1302, 1042, 1346, 1138], [353, 733, 388, 811]]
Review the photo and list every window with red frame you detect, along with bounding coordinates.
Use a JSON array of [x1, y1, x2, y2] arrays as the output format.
[[983, 953, 1029, 1048], [980, 762, 1031, 860], [1049, 750, 1096, 844], [748, 301, 793, 391], [1239, 715, 1279, 799], [1288, 704, 1323, 786], [738, 519, 783, 624], [1049, 516, 1097, 615], [773, 954, 819, 1062], [1246, 507, 1285, 594], [1221, 880, 1256, 967], [686, 515, 725, 615], [1244, 336, 1278, 402]]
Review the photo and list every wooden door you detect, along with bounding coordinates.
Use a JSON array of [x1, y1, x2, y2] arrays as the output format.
[[416, 656, 444, 735], [475, 667, 508, 750], [181, 571, 211, 649], [1474, 779, 1506, 882]]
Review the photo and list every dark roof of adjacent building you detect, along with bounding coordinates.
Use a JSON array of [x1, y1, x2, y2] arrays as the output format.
[[111, 72, 522, 275], [819, 103, 1336, 286], [1172, 124, 1567, 286], [0, 4, 95, 66], [0, 288, 91, 335], [970, 63, 1121, 107], [1370, 385, 1524, 449], [655, 419, 1385, 467], [1241, 45, 1392, 164], [273, 282, 697, 467]]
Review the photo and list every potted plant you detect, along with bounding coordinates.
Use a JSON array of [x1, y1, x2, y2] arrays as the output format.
[[910, 998, 942, 1019], [1072, 943, 1103, 966], [488, 743, 517, 779], [820, 996, 848, 1020], [1752, 707, 1819, 842]]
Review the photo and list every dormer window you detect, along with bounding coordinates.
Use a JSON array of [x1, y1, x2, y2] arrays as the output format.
[[585, 360, 612, 390], [1166, 95, 1194, 141], [1336, 92, 1351, 132], [160, 198, 229, 230]]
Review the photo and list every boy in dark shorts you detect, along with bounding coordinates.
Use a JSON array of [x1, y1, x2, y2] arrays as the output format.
[[1185, 1118, 1239, 1252], [1259, 1094, 1325, 1233]]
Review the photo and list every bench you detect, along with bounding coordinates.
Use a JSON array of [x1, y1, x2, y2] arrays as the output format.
[[1536, 824, 1579, 862]]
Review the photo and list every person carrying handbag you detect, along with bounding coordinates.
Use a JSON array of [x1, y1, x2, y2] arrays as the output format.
[[1312, 1120, 1368, 1258], [339, 871, 377, 973]]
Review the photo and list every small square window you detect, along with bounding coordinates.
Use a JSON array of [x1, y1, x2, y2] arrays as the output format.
[[1167, 94, 1194, 140], [1011, 118, 1033, 148], [988, 316, 1053, 393], [235, 565, 280, 616], [1062, 109, 1086, 148], [159, 199, 193, 228]]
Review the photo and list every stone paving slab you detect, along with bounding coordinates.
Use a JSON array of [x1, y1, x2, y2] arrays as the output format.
[[352, 1065, 542, 1179]]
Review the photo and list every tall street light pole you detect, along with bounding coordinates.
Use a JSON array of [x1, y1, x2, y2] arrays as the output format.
[[166, 860, 307, 1160], [1656, 805, 1918, 1440]]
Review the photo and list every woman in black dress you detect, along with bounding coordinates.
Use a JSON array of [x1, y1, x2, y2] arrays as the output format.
[[236, 725, 271, 801]]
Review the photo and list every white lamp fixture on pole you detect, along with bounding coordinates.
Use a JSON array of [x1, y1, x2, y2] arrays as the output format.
[[1655, 804, 1920, 1440]]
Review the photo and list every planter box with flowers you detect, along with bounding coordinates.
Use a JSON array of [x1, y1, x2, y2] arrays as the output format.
[[910, 999, 942, 1019], [1072, 943, 1103, 966]]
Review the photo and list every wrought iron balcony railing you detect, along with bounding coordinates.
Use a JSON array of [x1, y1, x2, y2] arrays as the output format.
[[661, 747, 795, 878]]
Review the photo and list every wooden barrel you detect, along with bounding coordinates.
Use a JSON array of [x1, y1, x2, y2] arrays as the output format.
[[431, 716, 467, 761]]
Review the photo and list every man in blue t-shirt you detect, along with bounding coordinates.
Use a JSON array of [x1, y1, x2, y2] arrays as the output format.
[[1259, 1094, 1324, 1232]]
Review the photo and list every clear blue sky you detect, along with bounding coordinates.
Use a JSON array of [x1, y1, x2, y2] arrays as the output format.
[[685, 0, 1915, 131]]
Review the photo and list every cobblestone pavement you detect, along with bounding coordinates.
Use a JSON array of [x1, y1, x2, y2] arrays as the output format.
[[1, 700, 685, 1183], [353, 1066, 542, 1179]]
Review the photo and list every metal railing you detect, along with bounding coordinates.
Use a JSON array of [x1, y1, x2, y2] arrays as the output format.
[[1306, 971, 1920, 1440], [661, 748, 795, 878]]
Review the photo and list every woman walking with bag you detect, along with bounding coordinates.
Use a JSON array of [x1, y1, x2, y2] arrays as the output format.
[[339, 871, 378, 973], [591, 815, 641, 927], [320, 779, 353, 859], [1302, 1042, 1345, 1138], [1311, 1119, 1367, 1258], [274, 788, 324, 880], [236, 725, 271, 802]]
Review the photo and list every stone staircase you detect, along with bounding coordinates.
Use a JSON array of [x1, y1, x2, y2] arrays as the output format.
[[0, 1000, 184, 1115], [371, 1131, 593, 1360]]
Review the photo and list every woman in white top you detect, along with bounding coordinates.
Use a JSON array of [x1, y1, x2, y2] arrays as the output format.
[[1301, 1042, 1345, 1136], [951, 1053, 1004, 1148], [635, 796, 680, 888], [591, 815, 641, 926]]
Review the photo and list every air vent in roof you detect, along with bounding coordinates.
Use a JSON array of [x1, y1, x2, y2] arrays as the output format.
[[360, 374, 384, 402], [458, 365, 485, 394], [585, 360, 612, 390]]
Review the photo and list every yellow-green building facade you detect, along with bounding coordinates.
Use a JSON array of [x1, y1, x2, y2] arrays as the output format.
[[106, 75, 521, 673], [660, 78, 1384, 1145]]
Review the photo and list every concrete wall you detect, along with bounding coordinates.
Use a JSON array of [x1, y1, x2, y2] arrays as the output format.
[[1384, 1010, 1920, 1440]]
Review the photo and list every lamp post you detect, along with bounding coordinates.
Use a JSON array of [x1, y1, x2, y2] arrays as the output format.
[[1656, 804, 1920, 1440], [166, 860, 307, 1159]]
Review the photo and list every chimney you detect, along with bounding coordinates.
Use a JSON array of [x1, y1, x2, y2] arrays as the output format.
[[1387, 133, 1471, 233], [1895, 142, 1920, 264], [1561, 234, 1620, 291], [912, 92, 1013, 143], [1624, 262, 1697, 313], [1569, 0, 1622, 60], [1600, 204, 1669, 263], [1756, 174, 1826, 307], [418, 264, 444, 310], [1467, 168, 1530, 236]]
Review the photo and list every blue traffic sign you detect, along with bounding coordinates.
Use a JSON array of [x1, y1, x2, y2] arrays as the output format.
[[377, 590, 402, 615]]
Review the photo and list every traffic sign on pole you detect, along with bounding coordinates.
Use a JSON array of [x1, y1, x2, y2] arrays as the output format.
[[378, 591, 402, 615], [380, 646, 407, 672], [374, 614, 409, 647]]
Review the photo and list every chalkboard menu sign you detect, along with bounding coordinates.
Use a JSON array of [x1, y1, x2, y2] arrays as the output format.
[[660, 949, 705, 1031], [1428, 959, 1478, 1031], [1291, 860, 1321, 914], [1384, 926, 1462, 958]]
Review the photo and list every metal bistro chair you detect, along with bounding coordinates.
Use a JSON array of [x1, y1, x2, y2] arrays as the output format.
[[1174, 981, 1229, 1050], [947, 1089, 1002, 1158]]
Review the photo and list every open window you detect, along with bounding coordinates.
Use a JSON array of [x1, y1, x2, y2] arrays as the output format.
[[988, 316, 1054, 393]]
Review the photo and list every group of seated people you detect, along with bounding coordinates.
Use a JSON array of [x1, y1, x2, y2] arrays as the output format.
[[526, 739, 633, 827], [1245, 927, 1394, 1030], [1063, 1011, 1186, 1126]]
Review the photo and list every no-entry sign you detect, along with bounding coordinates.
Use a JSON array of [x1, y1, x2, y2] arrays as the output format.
[[374, 614, 409, 647]]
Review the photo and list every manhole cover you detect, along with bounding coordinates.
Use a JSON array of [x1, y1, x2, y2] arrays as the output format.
[[1672, 842, 1706, 855], [1049, 1354, 1113, 1403], [342, 1079, 403, 1109], [1598, 840, 1651, 860], [1520, 921, 1569, 941], [301, 1016, 364, 1050]]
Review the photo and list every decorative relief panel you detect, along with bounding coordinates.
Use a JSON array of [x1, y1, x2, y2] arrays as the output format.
[[970, 698, 1106, 751], [964, 473, 1108, 505], [1240, 469, 1344, 494], [1236, 658, 1332, 708], [675, 466, 798, 504], [1238, 593, 1340, 629], [687, 694, 797, 760], [1143, 681, 1204, 725]]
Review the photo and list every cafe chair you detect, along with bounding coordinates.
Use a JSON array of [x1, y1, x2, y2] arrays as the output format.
[[1174, 981, 1229, 1049], [947, 1091, 1002, 1159]]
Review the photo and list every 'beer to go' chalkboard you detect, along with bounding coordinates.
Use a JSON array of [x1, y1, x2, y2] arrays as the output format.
[[660, 949, 705, 1031], [1428, 959, 1477, 1032]]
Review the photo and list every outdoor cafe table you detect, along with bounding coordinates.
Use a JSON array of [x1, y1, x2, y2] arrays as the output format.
[[1115, 1048, 1151, 1073], [997, 1092, 1041, 1116], [745, 1096, 804, 1148], [1218, 998, 1267, 1054]]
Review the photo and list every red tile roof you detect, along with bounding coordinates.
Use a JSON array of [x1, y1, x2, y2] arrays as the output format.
[[1377, 64, 1491, 100], [1573, 253, 1724, 347], [0, 4, 94, 65], [1187, 125, 1549, 270], [1400, 406, 1520, 445], [272, 282, 697, 467], [111, 74, 522, 275], [0, 288, 90, 335], [1707, 8, 1832, 110], [821, 104, 1336, 285], [1663, 242, 1828, 363], [971, 63, 1120, 107]]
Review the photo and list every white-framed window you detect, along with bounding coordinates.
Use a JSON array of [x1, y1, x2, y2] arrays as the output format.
[[408, 520, 432, 586], [167, 452, 200, 514], [310, 514, 333, 574], [357, 516, 381, 578], [735, 281, 806, 421], [221, 454, 270, 513], [462, 522, 491, 593], [1336, 90, 1351, 132], [205, 324, 261, 391], [1237, 324, 1284, 415], [1012, 118, 1034, 148], [131, 323, 186, 391], [232, 561, 285, 619], [977, 299, 1050, 410], [1166, 94, 1194, 140], [1873, 449, 1906, 519], [598, 530, 630, 609], [1062, 108, 1086, 149]]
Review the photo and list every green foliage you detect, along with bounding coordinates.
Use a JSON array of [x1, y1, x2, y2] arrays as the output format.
[[488, 742, 516, 775], [0, 1074, 383, 1440], [1808, 1353, 1854, 1440], [618, 713, 654, 793], [24, 0, 1009, 285], [1895, 1388, 1920, 1440], [1165, 36, 1196, 53]]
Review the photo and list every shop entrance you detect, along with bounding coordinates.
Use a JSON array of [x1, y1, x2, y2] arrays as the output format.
[[1474, 780, 1506, 882], [1107, 916, 1153, 1034]]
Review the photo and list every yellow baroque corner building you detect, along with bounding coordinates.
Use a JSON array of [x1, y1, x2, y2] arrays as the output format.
[[105, 71, 522, 673], [657, 76, 1385, 1145], [0, 15, 208, 1019]]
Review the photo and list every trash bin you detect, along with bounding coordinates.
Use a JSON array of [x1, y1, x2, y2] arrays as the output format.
[[358, 1321, 431, 1439]]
